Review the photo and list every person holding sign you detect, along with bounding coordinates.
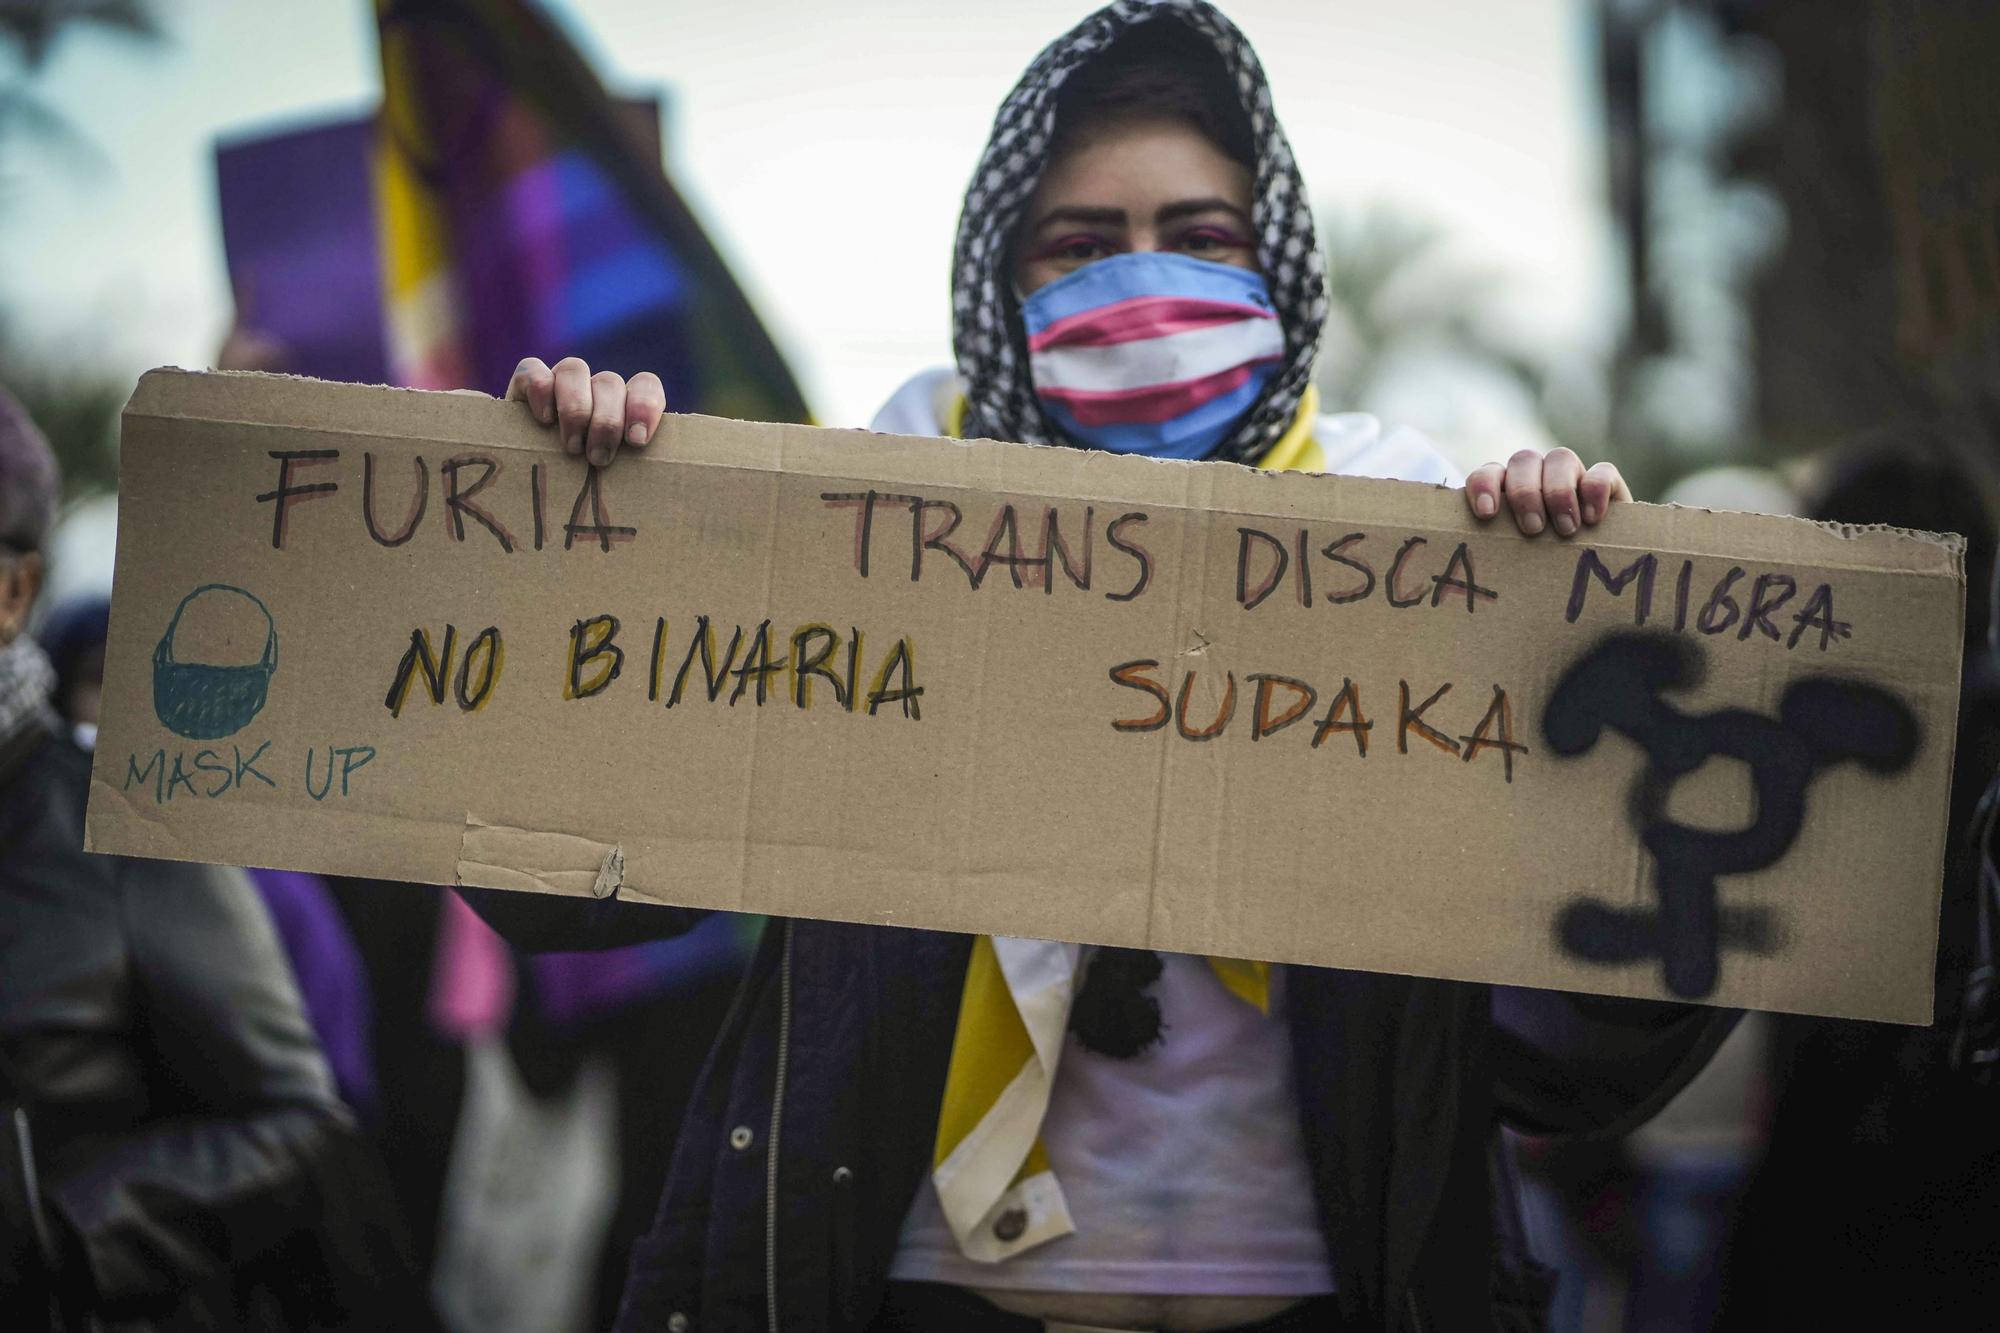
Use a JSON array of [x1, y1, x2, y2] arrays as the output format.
[[478, 4, 1721, 1330]]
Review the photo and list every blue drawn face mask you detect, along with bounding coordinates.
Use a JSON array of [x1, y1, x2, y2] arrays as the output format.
[[1018, 252, 1285, 460], [152, 584, 278, 741]]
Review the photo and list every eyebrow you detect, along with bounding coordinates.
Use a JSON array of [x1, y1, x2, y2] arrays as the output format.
[[1026, 205, 1126, 232], [1155, 197, 1250, 227], [1024, 197, 1251, 233]]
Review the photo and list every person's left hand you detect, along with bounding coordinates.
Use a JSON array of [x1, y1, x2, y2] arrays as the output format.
[[1463, 447, 1632, 536]]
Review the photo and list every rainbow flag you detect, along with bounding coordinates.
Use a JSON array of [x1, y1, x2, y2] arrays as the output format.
[[373, 0, 809, 420]]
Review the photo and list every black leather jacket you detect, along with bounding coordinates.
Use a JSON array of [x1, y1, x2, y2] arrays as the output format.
[[0, 720, 421, 1329]]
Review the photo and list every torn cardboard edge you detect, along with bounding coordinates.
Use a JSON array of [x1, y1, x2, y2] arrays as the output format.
[[457, 814, 624, 899]]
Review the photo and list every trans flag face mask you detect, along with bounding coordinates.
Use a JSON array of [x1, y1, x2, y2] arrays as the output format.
[[1019, 251, 1285, 460]]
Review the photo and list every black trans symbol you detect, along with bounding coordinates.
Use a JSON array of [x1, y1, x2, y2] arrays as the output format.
[[1543, 632, 1919, 999]]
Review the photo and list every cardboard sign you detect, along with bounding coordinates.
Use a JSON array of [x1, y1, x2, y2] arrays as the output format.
[[87, 371, 1966, 1022]]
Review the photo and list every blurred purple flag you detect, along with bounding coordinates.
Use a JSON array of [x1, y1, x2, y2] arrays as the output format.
[[216, 117, 390, 385]]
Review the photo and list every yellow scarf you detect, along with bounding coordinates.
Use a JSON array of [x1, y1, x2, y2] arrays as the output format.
[[928, 387, 1322, 1262]]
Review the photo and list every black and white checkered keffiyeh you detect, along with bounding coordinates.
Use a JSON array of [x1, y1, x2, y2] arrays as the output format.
[[952, 0, 1325, 465]]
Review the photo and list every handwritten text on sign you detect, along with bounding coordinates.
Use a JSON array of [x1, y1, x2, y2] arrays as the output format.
[[86, 372, 1963, 1022]]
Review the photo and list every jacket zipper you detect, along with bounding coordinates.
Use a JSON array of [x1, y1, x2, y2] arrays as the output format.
[[1405, 1288, 1427, 1333], [764, 920, 795, 1332]]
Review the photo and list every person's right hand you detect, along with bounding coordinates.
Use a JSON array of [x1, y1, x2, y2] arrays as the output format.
[[506, 357, 667, 467]]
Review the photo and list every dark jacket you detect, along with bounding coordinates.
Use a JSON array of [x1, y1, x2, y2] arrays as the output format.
[[0, 719, 422, 1330], [467, 889, 1733, 1333]]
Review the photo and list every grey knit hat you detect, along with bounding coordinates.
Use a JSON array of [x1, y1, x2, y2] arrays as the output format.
[[0, 386, 60, 554]]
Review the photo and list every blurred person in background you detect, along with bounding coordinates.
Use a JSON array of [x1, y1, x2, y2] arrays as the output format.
[[33, 587, 385, 1132], [0, 384, 429, 1331], [478, 4, 1736, 1331], [1718, 435, 2000, 1327], [31, 593, 108, 749]]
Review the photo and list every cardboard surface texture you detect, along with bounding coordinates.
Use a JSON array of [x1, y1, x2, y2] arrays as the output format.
[[87, 371, 1966, 1022]]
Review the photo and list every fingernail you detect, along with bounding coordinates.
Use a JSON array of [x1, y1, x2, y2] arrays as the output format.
[[564, 432, 581, 454], [1553, 513, 1576, 536], [589, 445, 610, 467], [1520, 512, 1544, 535], [1582, 504, 1599, 524], [1475, 493, 1497, 518], [539, 405, 555, 425], [626, 422, 647, 446]]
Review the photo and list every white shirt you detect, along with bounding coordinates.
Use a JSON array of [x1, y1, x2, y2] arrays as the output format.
[[890, 955, 1335, 1295]]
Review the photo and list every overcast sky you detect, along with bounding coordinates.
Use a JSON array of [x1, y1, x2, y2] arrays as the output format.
[[2, 0, 1615, 433]]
